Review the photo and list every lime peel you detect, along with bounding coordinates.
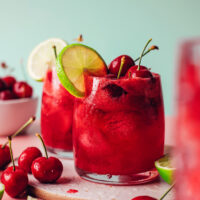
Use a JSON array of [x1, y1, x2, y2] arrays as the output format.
[[155, 154, 175, 185], [56, 43, 107, 98]]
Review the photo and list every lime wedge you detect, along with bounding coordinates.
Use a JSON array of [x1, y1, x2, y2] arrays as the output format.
[[27, 38, 67, 81], [56, 43, 107, 97], [155, 154, 175, 185], [0, 183, 5, 200]]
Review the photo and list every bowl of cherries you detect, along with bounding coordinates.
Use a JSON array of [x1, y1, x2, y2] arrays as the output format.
[[0, 75, 38, 136]]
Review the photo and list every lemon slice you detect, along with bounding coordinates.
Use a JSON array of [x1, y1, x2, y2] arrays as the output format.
[[56, 43, 107, 97], [0, 183, 5, 200], [155, 154, 175, 185], [27, 38, 67, 81]]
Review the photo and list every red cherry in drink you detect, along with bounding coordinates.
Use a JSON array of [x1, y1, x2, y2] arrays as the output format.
[[13, 81, 33, 98], [131, 196, 157, 200], [18, 147, 42, 173], [31, 134, 63, 183], [126, 66, 153, 78], [0, 145, 11, 169], [1, 137, 28, 198], [108, 55, 135, 76], [2, 76, 16, 89], [0, 90, 16, 100], [0, 78, 6, 91], [127, 39, 154, 79]]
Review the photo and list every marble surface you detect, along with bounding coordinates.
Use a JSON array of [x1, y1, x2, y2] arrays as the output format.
[[0, 117, 175, 200]]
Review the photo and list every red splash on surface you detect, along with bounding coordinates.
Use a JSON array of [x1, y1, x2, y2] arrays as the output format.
[[67, 189, 78, 194]]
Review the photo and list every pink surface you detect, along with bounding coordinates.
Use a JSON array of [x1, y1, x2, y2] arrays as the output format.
[[0, 117, 175, 200]]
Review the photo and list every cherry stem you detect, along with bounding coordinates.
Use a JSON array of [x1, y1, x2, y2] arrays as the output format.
[[117, 56, 126, 79], [134, 45, 159, 62], [53, 45, 57, 59], [160, 183, 175, 200], [8, 136, 15, 171], [137, 38, 152, 71], [2, 116, 36, 149], [36, 133, 48, 159], [128, 71, 131, 78]]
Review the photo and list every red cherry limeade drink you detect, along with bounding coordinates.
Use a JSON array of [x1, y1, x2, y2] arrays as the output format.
[[176, 40, 200, 199], [73, 73, 165, 185], [41, 66, 74, 158]]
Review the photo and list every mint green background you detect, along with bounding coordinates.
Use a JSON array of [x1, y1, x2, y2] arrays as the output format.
[[0, 0, 200, 115]]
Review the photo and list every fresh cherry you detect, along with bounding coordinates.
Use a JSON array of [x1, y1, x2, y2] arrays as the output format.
[[13, 81, 33, 98], [18, 147, 42, 173], [31, 134, 63, 183], [1, 166, 28, 198], [2, 76, 16, 89], [0, 145, 11, 169], [1, 137, 28, 198], [108, 55, 135, 76], [108, 43, 159, 78], [131, 196, 157, 200], [125, 39, 153, 79], [0, 90, 16, 100], [0, 79, 6, 91], [126, 66, 153, 78]]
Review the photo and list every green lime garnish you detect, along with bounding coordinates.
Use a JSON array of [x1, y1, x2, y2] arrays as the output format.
[[155, 154, 175, 185], [56, 43, 107, 97]]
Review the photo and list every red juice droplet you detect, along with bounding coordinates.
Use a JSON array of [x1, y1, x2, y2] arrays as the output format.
[[67, 189, 78, 194]]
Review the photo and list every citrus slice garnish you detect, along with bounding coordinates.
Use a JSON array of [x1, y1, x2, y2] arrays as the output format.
[[27, 38, 67, 81], [155, 154, 175, 185], [0, 183, 5, 200], [56, 43, 107, 97]]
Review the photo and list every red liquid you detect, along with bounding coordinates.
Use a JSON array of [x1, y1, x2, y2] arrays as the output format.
[[73, 74, 165, 176], [176, 40, 200, 199], [41, 67, 74, 152]]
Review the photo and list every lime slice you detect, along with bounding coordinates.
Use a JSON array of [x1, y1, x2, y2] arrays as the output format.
[[155, 154, 175, 185], [56, 43, 107, 97], [27, 38, 67, 81], [0, 183, 5, 200]]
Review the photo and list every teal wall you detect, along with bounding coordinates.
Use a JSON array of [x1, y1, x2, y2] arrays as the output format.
[[1, 0, 200, 115]]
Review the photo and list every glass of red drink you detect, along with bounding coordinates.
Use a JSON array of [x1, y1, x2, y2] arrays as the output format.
[[73, 73, 165, 185], [175, 39, 200, 199], [41, 66, 74, 158]]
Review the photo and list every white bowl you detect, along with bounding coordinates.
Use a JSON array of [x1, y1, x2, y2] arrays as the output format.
[[0, 97, 38, 136]]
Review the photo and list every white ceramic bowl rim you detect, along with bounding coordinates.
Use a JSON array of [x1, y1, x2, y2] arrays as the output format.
[[0, 96, 38, 105]]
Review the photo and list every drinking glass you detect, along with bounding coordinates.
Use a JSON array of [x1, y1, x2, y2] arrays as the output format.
[[175, 39, 200, 199], [41, 66, 74, 158], [73, 73, 165, 185]]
